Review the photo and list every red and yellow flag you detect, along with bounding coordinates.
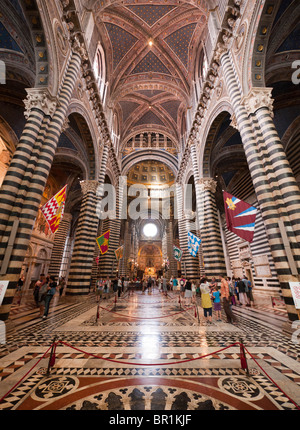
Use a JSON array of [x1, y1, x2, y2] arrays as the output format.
[[41, 185, 67, 234], [96, 230, 110, 255]]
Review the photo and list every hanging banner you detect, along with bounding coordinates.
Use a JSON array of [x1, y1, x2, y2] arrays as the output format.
[[41, 185, 67, 234], [223, 191, 257, 243], [289, 282, 300, 309], [96, 230, 110, 255], [187, 231, 201, 257], [173, 246, 183, 262], [115, 245, 124, 261]]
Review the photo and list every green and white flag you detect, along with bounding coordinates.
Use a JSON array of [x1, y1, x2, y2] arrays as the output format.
[[173, 245, 183, 262]]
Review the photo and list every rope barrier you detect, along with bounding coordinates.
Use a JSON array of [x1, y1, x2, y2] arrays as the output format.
[[1, 338, 299, 409]]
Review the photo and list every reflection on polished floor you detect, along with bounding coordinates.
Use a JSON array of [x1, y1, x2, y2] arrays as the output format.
[[0, 287, 300, 411]]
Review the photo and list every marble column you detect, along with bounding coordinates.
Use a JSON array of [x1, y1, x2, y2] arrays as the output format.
[[220, 50, 300, 320], [48, 213, 73, 279], [67, 180, 99, 295], [0, 48, 82, 320]]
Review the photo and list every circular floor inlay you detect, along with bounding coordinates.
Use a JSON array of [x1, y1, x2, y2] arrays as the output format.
[[32, 376, 79, 402], [218, 376, 263, 401]]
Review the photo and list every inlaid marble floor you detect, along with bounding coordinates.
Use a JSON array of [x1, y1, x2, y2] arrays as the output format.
[[0, 288, 299, 411]]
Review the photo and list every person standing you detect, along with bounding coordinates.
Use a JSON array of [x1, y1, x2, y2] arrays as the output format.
[[246, 277, 254, 306], [33, 274, 45, 307], [43, 276, 57, 319], [117, 276, 122, 297], [212, 285, 222, 322], [191, 280, 197, 303], [58, 277, 66, 297], [179, 277, 185, 299], [95, 278, 103, 303], [162, 276, 168, 297], [184, 279, 193, 306], [219, 275, 237, 325], [237, 277, 249, 307], [172, 277, 178, 292], [113, 276, 118, 298], [200, 278, 213, 325], [38, 276, 49, 317]]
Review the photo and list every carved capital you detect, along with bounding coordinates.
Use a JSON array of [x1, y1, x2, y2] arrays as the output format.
[[242, 87, 274, 117], [24, 88, 58, 118], [80, 180, 99, 195], [230, 113, 239, 130], [197, 178, 217, 193]]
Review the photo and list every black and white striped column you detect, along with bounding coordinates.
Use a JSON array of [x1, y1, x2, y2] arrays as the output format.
[[48, 213, 72, 279], [167, 220, 178, 278], [221, 51, 300, 320], [198, 178, 226, 279], [176, 183, 200, 280], [66, 180, 99, 295], [0, 50, 81, 320], [98, 183, 122, 279]]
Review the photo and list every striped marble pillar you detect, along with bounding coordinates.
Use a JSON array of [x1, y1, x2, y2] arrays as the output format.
[[0, 50, 82, 320], [176, 183, 200, 279], [98, 185, 122, 279], [66, 180, 99, 295], [121, 221, 131, 277], [167, 219, 178, 278], [243, 88, 300, 245], [190, 143, 206, 276], [197, 178, 226, 279], [220, 51, 300, 320], [48, 213, 73, 279]]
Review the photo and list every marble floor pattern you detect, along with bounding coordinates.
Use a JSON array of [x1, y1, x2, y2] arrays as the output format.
[[0, 288, 300, 411]]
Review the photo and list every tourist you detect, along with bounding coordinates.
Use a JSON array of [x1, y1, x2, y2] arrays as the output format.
[[103, 277, 110, 299], [58, 276, 66, 297], [191, 280, 197, 303], [124, 277, 129, 293], [112, 276, 118, 297], [118, 276, 122, 297], [209, 277, 218, 293], [219, 275, 237, 325], [158, 277, 162, 292], [16, 274, 25, 304], [233, 277, 240, 305], [38, 276, 49, 317], [172, 277, 178, 292], [184, 279, 193, 306], [237, 277, 249, 306], [246, 277, 254, 306], [33, 274, 45, 307], [95, 278, 103, 303], [162, 276, 168, 296], [212, 284, 222, 322], [227, 276, 236, 306], [179, 277, 185, 299], [43, 276, 57, 319], [200, 277, 213, 324]]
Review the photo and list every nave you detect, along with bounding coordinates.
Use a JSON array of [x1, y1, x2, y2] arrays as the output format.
[[0, 287, 299, 411]]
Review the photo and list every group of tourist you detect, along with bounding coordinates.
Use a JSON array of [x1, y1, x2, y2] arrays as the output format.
[[31, 274, 64, 319], [94, 273, 253, 325], [169, 274, 254, 325]]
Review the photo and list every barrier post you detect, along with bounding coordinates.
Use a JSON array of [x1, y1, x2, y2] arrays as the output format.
[[96, 304, 100, 322], [239, 339, 249, 376], [46, 336, 58, 376]]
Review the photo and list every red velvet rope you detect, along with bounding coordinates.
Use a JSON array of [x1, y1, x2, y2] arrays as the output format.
[[1, 340, 299, 410]]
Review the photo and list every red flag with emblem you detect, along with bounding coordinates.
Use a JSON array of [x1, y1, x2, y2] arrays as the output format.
[[41, 185, 67, 234], [223, 191, 258, 243]]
